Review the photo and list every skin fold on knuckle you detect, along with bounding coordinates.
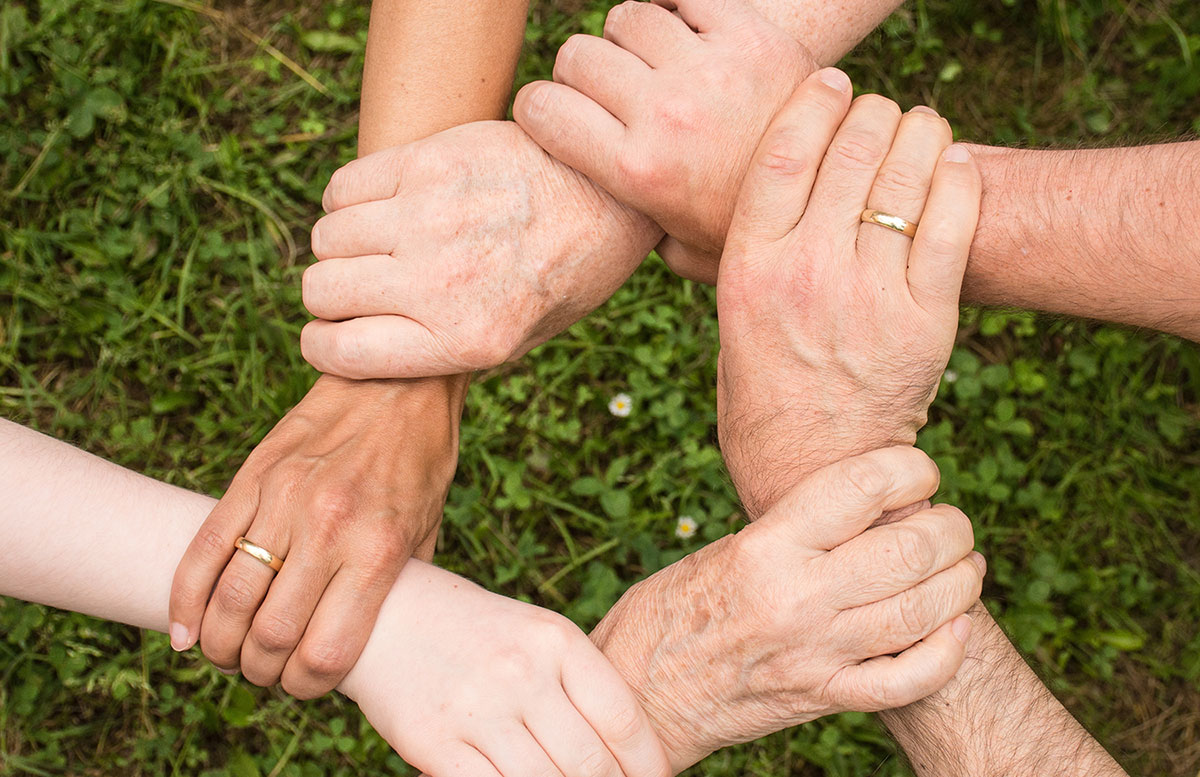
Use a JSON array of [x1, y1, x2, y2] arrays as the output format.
[[213, 573, 261, 614]]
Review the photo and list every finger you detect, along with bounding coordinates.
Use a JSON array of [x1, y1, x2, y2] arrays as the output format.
[[300, 317, 456, 379], [724, 68, 853, 247], [310, 199, 401, 260], [839, 552, 985, 655], [321, 145, 412, 213], [169, 484, 259, 652], [553, 34, 651, 120], [804, 93, 903, 244], [238, 542, 335, 687], [656, 236, 718, 285], [280, 567, 395, 699], [830, 614, 973, 712], [423, 744, 505, 777], [757, 446, 941, 551], [906, 144, 982, 312], [857, 106, 952, 282], [514, 81, 627, 187], [474, 720, 565, 777], [653, 0, 754, 34], [199, 518, 291, 672], [826, 503, 976, 607], [524, 698, 623, 777], [561, 647, 672, 777], [604, 1, 698, 68], [302, 254, 423, 321]]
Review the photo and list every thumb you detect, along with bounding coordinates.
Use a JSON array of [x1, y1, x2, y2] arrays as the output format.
[[757, 446, 941, 551]]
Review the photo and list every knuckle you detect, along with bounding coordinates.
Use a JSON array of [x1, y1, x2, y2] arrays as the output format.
[[896, 586, 935, 639], [839, 456, 891, 503], [294, 639, 354, 683], [653, 95, 703, 135], [831, 129, 888, 170], [874, 162, 928, 196], [308, 485, 359, 526], [890, 523, 936, 578], [250, 613, 305, 655], [578, 748, 619, 777], [192, 523, 235, 560], [756, 131, 815, 178], [603, 699, 646, 747], [615, 150, 666, 194], [214, 573, 262, 613]]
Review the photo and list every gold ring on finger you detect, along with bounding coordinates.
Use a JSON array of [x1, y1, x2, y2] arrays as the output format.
[[861, 209, 918, 238], [235, 536, 284, 572]]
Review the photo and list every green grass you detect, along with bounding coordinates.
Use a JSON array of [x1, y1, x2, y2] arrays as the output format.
[[2, 0, 1199, 775]]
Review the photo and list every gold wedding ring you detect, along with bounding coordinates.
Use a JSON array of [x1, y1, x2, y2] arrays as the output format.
[[861, 209, 918, 238], [235, 536, 284, 572]]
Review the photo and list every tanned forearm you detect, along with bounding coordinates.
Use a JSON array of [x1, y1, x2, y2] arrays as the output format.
[[964, 142, 1200, 340], [343, 0, 532, 454], [358, 0, 530, 154]]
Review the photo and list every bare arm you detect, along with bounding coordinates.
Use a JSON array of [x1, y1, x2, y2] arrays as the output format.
[[169, 0, 531, 698], [358, 0, 530, 153]]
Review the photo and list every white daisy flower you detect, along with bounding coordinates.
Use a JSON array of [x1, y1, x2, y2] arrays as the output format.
[[675, 515, 698, 539], [608, 393, 633, 418]]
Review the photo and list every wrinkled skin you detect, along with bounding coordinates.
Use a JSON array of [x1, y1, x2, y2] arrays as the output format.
[[170, 374, 464, 698], [514, 0, 816, 283], [589, 447, 983, 771], [300, 121, 661, 379], [713, 71, 982, 517]]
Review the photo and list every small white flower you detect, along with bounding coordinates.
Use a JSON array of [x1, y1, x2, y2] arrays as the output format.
[[608, 393, 633, 418], [675, 515, 698, 539], [942, 369, 959, 384]]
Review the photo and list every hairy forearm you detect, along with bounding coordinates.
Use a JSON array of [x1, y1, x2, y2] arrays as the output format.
[[359, 0, 530, 154], [744, 0, 903, 64], [963, 141, 1200, 340], [880, 602, 1127, 776]]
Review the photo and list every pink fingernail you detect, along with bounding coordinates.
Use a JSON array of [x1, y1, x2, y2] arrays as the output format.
[[818, 68, 851, 92], [169, 622, 192, 652], [909, 105, 939, 116], [217, 667, 238, 676], [969, 551, 987, 577], [951, 614, 973, 644], [944, 144, 971, 163]]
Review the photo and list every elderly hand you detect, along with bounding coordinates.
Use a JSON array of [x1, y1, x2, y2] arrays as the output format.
[[169, 374, 465, 698], [514, 0, 814, 284], [714, 71, 982, 518], [340, 562, 671, 777], [300, 120, 661, 379], [590, 447, 983, 771]]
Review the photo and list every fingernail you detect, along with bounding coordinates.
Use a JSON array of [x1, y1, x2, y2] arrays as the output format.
[[944, 144, 971, 163], [909, 105, 939, 116], [217, 667, 238, 676], [169, 622, 192, 652], [818, 67, 851, 92], [951, 614, 973, 644], [969, 551, 987, 577]]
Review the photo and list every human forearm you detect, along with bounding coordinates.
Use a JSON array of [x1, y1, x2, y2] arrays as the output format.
[[742, 0, 903, 64], [963, 141, 1200, 340], [359, 0, 530, 154], [880, 602, 1127, 776]]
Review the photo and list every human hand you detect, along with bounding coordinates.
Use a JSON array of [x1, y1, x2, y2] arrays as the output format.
[[714, 70, 982, 518], [340, 562, 671, 777], [169, 374, 466, 698], [300, 120, 661, 379], [589, 446, 983, 771], [514, 0, 815, 284]]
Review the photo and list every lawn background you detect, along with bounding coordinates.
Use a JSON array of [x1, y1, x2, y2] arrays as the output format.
[[1, 0, 1199, 774]]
